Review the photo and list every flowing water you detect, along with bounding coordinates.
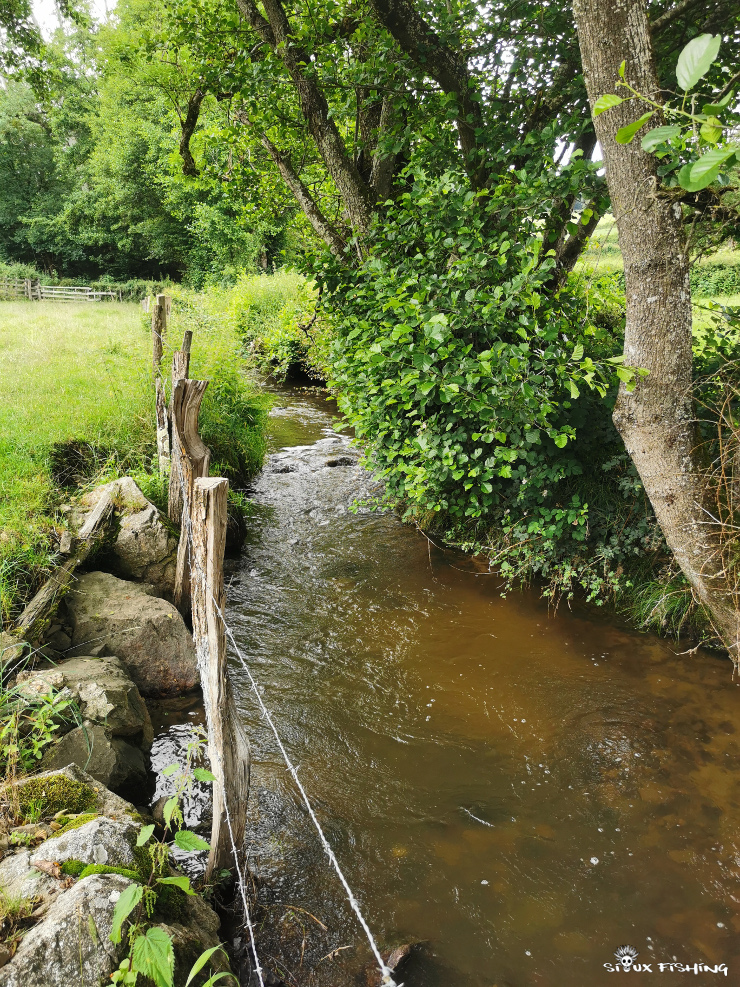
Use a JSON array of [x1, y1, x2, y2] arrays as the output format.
[[164, 386, 740, 986]]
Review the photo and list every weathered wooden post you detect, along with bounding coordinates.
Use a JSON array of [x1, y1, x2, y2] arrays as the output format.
[[191, 476, 250, 882], [152, 294, 171, 474], [151, 294, 168, 371], [168, 330, 194, 525], [172, 379, 211, 616]]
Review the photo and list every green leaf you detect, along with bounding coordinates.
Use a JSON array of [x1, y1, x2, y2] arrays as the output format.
[[201, 974, 239, 987], [618, 60, 626, 80], [702, 92, 733, 114], [163, 797, 178, 829], [553, 434, 568, 449], [193, 768, 217, 784], [157, 876, 195, 895], [571, 343, 584, 361], [641, 125, 681, 151], [174, 830, 211, 852], [593, 93, 623, 116], [700, 117, 723, 144], [110, 884, 143, 944], [569, 381, 580, 399], [136, 825, 155, 847], [677, 146, 739, 191], [162, 764, 179, 777], [615, 111, 654, 144], [676, 34, 721, 91], [131, 928, 175, 987], [186, 945, 229, 986]]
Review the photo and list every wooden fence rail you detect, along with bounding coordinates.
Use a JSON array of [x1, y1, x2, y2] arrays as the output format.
[[0, 277, 119, 302]]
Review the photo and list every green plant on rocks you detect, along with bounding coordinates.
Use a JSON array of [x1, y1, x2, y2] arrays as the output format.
[[109, 745, 236, 987]]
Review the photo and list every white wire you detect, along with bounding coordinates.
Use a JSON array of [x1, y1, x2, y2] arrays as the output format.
[[177, 457, 399, 987], [192, 565, 266, 987]]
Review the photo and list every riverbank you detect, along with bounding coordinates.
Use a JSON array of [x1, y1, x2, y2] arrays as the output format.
[[0, 296, 268, 626], [0, 289, 279, 985]]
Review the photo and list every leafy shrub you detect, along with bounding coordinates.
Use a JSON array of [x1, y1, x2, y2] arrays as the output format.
[[314, 167, 667, 603], [691, 263, 740, 298]]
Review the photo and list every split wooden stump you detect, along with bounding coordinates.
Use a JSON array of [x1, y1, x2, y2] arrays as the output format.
[[191, 476, 250, 881]]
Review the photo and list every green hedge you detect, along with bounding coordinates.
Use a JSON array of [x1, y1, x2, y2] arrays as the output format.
[[691, 264, 740, 298], [600, 263, 740, 299]]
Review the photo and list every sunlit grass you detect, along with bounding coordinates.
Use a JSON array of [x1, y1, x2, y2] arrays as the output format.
[[0, 300, 154, 624]]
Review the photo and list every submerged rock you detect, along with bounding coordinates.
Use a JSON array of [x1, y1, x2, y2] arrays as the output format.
[[66, 571, 197, 697]]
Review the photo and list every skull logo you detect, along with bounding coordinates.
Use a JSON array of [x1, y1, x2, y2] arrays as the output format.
[[614, 945, 639, 971]]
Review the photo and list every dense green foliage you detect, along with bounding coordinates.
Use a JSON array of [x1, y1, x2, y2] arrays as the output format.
[[0, 5, 294, 283]]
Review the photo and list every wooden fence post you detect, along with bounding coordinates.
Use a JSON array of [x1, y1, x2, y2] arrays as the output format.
[[152, 294, 168, 372], [172, 379, 211, 616], [167, 331, 193, 525], [191, 476, 250, 883], [152, 294, 171, 474]]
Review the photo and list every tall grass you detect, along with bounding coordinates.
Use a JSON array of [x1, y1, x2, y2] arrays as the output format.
[[0, 281, 299, 626], [0, 301, 153, 625]]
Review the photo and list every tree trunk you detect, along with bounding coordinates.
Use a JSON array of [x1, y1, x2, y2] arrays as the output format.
[[572, 0, 740, 660]]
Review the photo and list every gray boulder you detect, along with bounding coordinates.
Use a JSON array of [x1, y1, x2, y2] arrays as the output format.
[[0, 874, 130, 987], [40, 724, 147, 792], [31, 816, 141, 869], [0, 849, 57, 902], [66, 571, 197, 697], [17, 656, 153, 745], [77, 477, 177, 596]]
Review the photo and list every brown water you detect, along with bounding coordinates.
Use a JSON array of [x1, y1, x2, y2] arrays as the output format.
[[222, 386, 740, 986]]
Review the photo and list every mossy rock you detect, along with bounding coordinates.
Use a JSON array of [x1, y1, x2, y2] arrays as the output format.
[[133, 843, 155, 881], [16, 775, 96, 819], [55, 812, 100, 836], [60, 859, 86, 876], [153, 883, 188, 923], [78, 863, 142, 881]]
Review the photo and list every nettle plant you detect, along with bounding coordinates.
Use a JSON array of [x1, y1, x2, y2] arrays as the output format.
[[110, 730, 235, 987], [594, 34, 739, 191]]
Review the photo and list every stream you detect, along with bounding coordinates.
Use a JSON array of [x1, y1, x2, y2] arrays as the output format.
[[154, 385, 740, 986]]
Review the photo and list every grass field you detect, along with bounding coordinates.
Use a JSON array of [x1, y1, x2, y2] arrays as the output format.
[[0, 286, 276, 628], [577, 214, 740, 282], [0, 300, 154, 623]]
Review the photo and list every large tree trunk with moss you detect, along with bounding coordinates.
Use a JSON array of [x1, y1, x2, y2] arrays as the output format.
[[573, 0, 740, 661]]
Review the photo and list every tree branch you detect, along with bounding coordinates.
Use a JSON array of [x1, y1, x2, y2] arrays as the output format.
[[179, 89, 204, 176], [366, 0, 486, 187], [235, 0, 376, 234], [651, 0, 705, 33]]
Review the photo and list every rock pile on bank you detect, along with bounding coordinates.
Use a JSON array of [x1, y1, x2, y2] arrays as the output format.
[[0, 767, 225, 987], [0, 479, 226, 986]]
